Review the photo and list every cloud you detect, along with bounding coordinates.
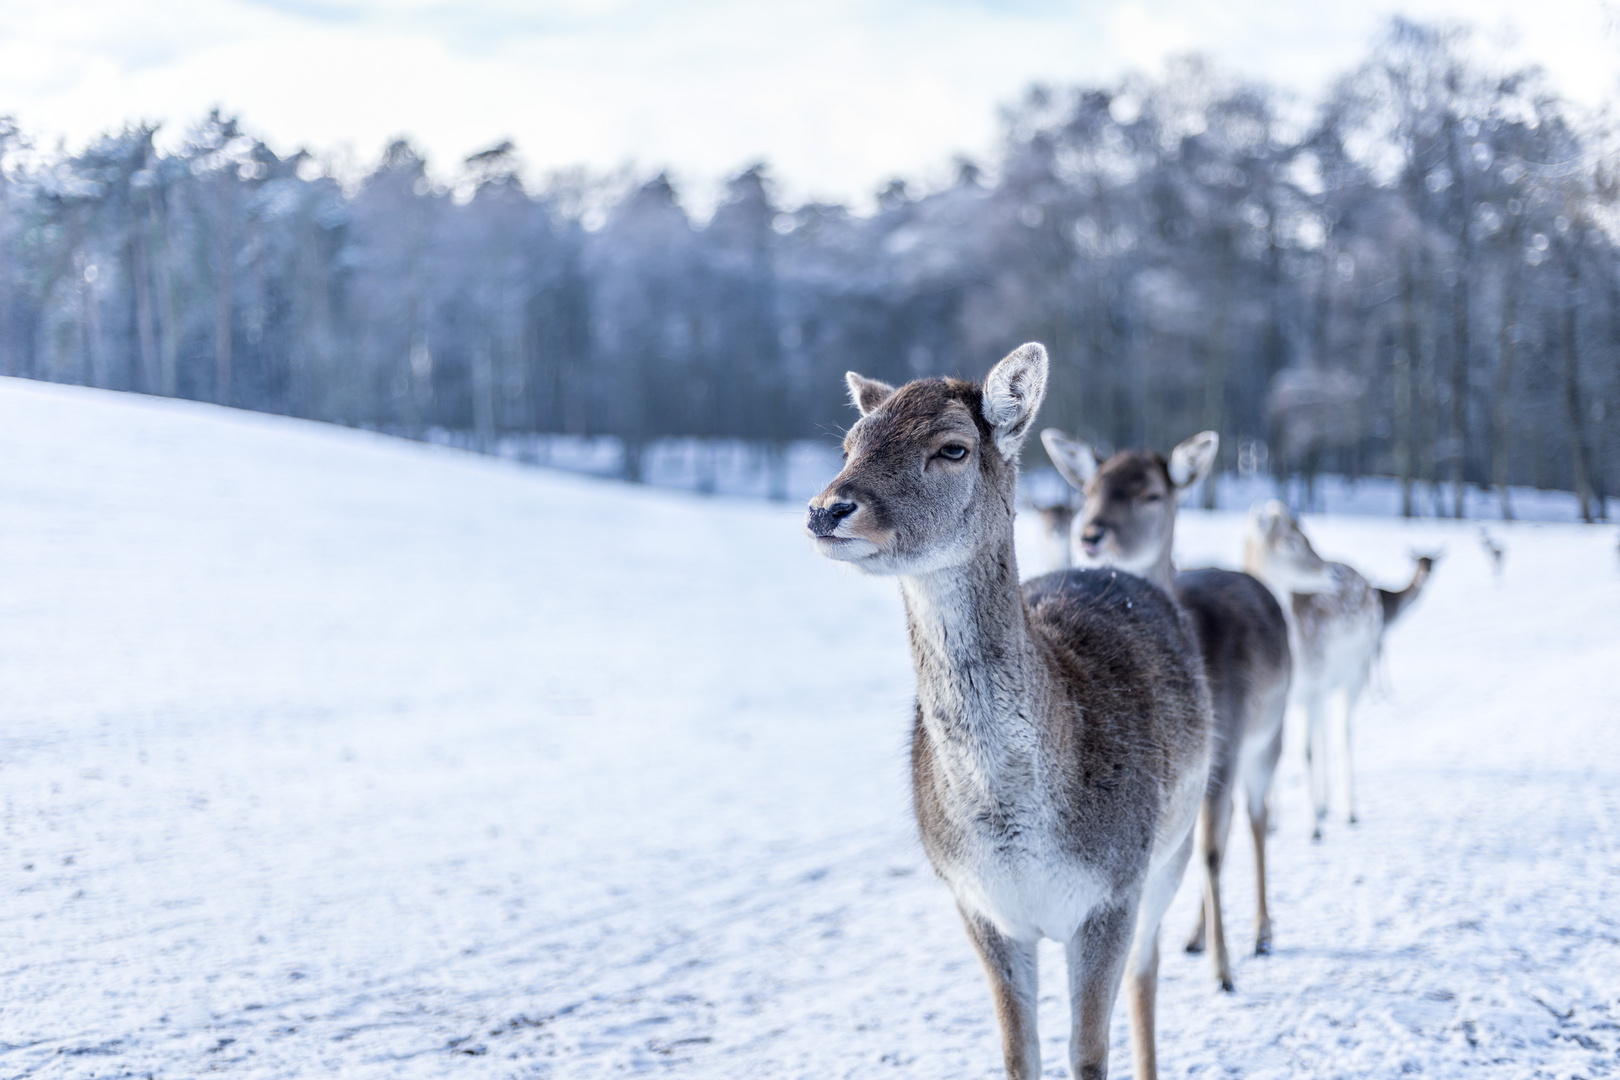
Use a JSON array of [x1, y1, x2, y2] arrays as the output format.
[[0, 0, 1615, 208]]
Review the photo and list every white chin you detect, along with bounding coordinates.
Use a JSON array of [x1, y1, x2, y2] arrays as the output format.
[[813, 536, 881, 564], [1077, 549, 1151, 575]]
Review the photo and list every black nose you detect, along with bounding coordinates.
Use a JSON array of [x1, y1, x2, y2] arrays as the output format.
[[1082, 526, 1106, 546], [807, 500, 857, 537]]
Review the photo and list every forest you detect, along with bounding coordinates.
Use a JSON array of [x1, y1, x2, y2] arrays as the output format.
[[0, 19, 1615, 518]]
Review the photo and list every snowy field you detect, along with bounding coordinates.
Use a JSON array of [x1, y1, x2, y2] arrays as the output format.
[[2, 376, 1619, 1079], [428, 430, 1618, 526]]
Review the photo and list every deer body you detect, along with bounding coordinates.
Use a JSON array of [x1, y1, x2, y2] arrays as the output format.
[[808, 346, 1210, 1080], [909, 566, 1207, 941], [1244, 501, 1434, 835], [1031, 502, 1077, 573], [1040, 428, 1292, 992]]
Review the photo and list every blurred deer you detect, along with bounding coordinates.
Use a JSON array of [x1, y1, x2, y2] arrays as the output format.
[[1031, 501, 1078, 572], [807, 346, 1210, 1080], [1477, 526, 1504, 580], [1244, 501, 1434, 836], [1042, 428, 1291, 992]]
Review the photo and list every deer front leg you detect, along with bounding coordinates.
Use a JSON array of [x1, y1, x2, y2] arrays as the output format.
[[1126, 830, 1195, 1080], [1066, 900, 1136, 1080], [959, 906, 1040, 1080]]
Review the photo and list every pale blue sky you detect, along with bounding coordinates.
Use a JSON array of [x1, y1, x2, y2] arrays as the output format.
[[1, 0, 1615, 208]]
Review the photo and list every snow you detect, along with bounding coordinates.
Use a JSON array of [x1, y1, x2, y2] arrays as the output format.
[[411, 430, 1620, 526], [2, 376, 1618, 1078]]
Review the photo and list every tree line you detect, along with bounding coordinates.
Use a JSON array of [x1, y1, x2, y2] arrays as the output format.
[[0, 19, 1615, 516]]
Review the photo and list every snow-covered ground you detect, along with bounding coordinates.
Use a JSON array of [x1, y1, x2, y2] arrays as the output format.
[[412, 429, 1619, 525], [2, 376, 1618, 1079]]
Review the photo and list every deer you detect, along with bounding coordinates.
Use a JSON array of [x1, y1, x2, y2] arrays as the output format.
[[1243, 500, 1434, 837], [805, 344, 1210, 1080], [1477, 526, 1505, 580], [1031, 501, 1078, 573], [1040, 428, 1292, 994]]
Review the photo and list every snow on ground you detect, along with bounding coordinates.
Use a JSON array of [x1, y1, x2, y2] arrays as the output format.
[[1, 376, 1618, 1079], [413, 429, 1619, 526]]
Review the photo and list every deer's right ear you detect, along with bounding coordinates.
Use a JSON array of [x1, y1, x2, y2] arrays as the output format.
[[845, 372, 896, 417], [1040, 428, 1099, 490]]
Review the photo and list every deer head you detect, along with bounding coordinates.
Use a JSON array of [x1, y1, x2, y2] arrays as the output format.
[[1243, 499, 1336, 594], [1040, 428, 1218, 581], [805, 343, 1048, 576]]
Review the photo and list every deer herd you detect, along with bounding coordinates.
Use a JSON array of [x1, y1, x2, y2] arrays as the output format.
[[805, 344, 1435, 1080]]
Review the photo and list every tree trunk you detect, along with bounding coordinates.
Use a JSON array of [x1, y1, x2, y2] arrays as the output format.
[[1201, 241, 1232, 510], [1561, 245, 1597, 522], [1450, 272, 1470, 518], [213, 181, 235, 406], [147, 195, 179, 398], [1397, 255, 1419, 518], [1491, 260, 1519, 521], [131, 230, 159, 395], [472, 343, 496, 452]]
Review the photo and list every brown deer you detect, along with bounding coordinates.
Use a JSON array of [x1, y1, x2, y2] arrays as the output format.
[[806, 345, 1210, 1080], [1244, 501, 1434, 836], [1041, 428, 1291, 993]]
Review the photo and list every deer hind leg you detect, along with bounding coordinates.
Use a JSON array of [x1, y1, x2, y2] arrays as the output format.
[[1302, 691, 1329, 838], [958, 906, 1041, 1080], [1066, 900, 1136, 1080], [1202, 783, 1238, 990], [1244, 721, 1284, 955], [1126, 830, 1195, 1080], [1184, 765, 1237, 989]]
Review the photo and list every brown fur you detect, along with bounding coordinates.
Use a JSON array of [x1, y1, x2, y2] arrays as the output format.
[[809, 348, 1210, 1079], [1042, 428, 1291, 991]]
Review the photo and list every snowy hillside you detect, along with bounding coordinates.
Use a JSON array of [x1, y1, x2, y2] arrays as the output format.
[[2, 377, 1618, 1079]]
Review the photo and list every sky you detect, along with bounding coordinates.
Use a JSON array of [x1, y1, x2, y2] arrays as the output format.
[[1, 0, 1616, 209]]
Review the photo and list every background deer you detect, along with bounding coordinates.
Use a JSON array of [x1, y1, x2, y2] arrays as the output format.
[[806, 344, 1210, 1080], [1041, 428, 1292, 993], [1032, 501, 1078, 572], [1244, 501, 1434, 836]]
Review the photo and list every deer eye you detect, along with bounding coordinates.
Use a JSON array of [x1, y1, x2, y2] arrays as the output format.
[[937, 444, 969, 462], [1142, 492, 1163, 503]]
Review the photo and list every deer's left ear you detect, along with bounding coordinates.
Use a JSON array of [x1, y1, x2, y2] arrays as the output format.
[[1041, 428, 1098, 490], [982, 343, 1048, 460], [1168, 430, 1219, 492]]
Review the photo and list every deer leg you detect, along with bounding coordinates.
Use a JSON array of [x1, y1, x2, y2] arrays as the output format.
[[1183, 735, 1237, 985], [1187, 697, 1238, 961], [1183, 877, 1208, 954], [1197, 779, 1237, 991], [1126, 830, 1194, 1080], [1245, 722, 1284, 955], [1336, 682, 1361, 825], [958, 906, 1040, 1080], [1066, 900, 1136, 1080], [1302, 691, 1329, 838]]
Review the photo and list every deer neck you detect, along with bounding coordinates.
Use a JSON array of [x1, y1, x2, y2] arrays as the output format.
[[1138, 535, 1178, 596], [899, 529, 1046, 791]]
